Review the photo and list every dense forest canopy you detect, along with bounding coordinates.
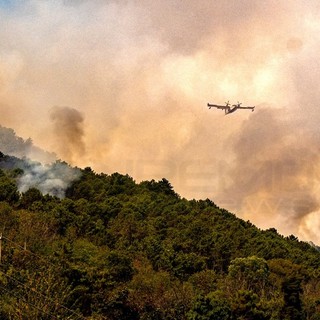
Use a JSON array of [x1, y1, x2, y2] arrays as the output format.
[[0, 152, 319, 319]]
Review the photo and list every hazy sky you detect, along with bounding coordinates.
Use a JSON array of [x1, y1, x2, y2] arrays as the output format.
[[1, 0, 320, 243]]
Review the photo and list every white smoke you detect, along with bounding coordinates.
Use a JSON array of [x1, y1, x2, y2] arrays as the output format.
[[18, 160, 81, 198]]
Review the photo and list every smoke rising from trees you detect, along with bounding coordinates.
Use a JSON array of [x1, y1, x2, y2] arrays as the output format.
[[50, 106, 86, 163], [1, 0, 320, 242], [17, 160, 81, 198]]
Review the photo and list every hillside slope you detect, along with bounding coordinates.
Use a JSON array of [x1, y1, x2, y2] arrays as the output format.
[[0, 154, 319, 319]]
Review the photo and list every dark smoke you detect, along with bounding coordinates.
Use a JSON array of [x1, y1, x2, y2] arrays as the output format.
[[50, 106, 86, 164]]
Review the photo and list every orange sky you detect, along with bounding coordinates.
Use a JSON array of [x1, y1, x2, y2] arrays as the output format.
[[1, 0, 320, 243]]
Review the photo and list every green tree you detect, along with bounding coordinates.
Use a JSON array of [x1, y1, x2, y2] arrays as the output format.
[[0, 173, 20, 204], [231, 289, 269, 320], [281, 276, 305, 320], [0, 201, 18, 234], [228, 256, 269, 293], [172, 252, 207, 280], [20, 187, 43, 209], [0, 266, 75, 319], [188, 291, 232, 320]]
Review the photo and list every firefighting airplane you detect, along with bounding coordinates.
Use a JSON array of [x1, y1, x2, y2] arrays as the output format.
[[207, 101, 255, 115]]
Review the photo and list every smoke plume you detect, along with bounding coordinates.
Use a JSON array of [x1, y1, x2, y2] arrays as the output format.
[[50, 106, 85, 164], [1, 0, 320, 242], [17, 160, 81, 198]]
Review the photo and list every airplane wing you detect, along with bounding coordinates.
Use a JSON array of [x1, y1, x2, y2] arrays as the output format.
[[238, 106, 255, 111], [207, 103, 227, 110]]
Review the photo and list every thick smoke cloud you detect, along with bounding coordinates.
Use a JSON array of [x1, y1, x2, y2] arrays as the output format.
[[1, 0, 320, 242], [50, 106, 85, 164], [223, 108, 320, 239]]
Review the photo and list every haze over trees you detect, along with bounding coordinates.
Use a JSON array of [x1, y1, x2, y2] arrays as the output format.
[[0, 125, 56, 163], [0, 152, 319, 319]]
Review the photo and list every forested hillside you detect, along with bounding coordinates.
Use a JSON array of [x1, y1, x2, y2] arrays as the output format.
[[0, 153, 319, 319]]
